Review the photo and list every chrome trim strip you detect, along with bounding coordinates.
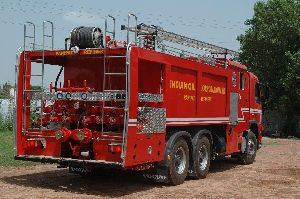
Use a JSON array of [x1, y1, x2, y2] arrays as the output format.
[[16, 155, 122, 165], [121, 43, 133, 164]]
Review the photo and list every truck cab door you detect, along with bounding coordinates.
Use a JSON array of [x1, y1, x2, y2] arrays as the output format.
[[249, 79, 263, 141], [227, 71, 250, 154]]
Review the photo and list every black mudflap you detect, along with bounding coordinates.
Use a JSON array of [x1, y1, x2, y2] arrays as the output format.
[[69, 163, 95, 175], [68, 163, 169, 183], [141, 166, 169, 183]]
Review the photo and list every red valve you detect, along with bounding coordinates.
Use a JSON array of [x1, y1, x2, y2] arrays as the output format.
[[55, 127, 72, 142], [72, 128, 93, 144]]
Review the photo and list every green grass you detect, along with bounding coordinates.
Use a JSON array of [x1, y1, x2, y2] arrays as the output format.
[[0, 130, 37, 167]]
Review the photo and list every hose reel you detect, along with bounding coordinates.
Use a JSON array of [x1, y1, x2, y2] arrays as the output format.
[[70, 26, 103, 49]]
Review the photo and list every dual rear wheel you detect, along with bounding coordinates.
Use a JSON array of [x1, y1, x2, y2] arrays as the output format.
[[168, 136, 211, 185], [192, 136, 211, 179], [168, 138, 189, 185]]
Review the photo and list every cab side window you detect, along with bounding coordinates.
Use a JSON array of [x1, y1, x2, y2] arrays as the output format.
[[240, 72, 245, 90], [255, 83, 261, 104]]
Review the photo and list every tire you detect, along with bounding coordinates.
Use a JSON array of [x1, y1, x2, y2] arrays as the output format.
[[192, 136, 211, 179], [168, 138, 189, 185], [239, 131, 257, 165]]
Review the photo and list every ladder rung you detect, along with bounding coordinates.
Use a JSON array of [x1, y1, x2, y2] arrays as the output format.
[[23, 105, 41, 108], [102, 131, 123, 134], [25, 36, 34, 39], [25, 135, 56, 138], [43, 35, 53, 38], [24, 74, 43, 77], [25, 132, 43, 134], [24, 90, 43, 92], [101, 135, 123, 138], [105, 73, 126, 75], [99, 138, 122, 141], [102, 106, 124, 109], [25, 129, 41, 132], [103, 90, 126, 92], [108, 143, 123, 146]]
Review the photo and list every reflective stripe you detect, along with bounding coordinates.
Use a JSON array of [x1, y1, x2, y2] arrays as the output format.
[[241, 107, 262, 114], [166, 117, 229, 122], [166, 121, 228, 125], [250, 108, 262, 114], [128, 119, 137, 123]]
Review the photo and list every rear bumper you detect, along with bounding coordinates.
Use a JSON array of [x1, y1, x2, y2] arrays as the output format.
[[15, 155, 123, 169]]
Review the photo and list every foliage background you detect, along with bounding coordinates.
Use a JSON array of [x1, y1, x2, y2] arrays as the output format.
[[238, 0, 300, 136]]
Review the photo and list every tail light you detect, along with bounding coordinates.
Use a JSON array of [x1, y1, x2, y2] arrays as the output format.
[[27, 140, 36, 148], [109, 143, 122, 153]]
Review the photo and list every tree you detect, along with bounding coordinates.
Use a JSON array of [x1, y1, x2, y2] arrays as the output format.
[[0, 82, 13, 99], [237, 0, 300, 136]]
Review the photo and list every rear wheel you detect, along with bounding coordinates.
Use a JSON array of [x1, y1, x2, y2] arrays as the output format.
[[168, 138, 189, 185], [192, 136, 211, 179], [239, 131, 257, 165]]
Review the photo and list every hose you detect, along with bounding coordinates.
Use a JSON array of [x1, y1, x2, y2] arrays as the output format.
[[54, 66, 64, 92]]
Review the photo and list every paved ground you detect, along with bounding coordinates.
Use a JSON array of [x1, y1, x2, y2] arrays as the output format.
[[0, 137, 299, 199]]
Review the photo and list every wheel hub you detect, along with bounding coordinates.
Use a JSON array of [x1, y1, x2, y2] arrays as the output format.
[[174, 146, 187, 175], [248, 140, 256, 156], [198, 144, 208, 171]]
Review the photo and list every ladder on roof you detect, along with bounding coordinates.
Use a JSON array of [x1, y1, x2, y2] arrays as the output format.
[[24, 22, 36, 50], [104, 15, 116, 46], [122, 20, 238, 57], [103, 15, 126, 89], [22, 21, 54, 137], [22, 22, 37, 134], [101, 15, 127, 143]]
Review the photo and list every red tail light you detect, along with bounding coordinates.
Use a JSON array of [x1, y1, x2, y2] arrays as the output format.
[[109, 144, 122, 153], [27, 140, 36, 148]]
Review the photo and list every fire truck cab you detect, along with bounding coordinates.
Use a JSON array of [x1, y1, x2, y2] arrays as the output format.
[[14, 15, 263, 185]]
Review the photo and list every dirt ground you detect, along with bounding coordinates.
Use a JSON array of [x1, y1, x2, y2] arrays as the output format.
[[0, 137, 299, 199]]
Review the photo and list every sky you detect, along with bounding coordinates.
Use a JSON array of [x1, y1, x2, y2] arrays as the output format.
[[0, 0, 259, 85]]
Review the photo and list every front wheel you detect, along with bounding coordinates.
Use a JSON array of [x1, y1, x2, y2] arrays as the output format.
[[168, 138, 189, 185], [239, 131, 257, 165]]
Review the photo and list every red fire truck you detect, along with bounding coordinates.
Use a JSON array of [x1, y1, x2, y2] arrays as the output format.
[[14, 14, 263, 185]]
